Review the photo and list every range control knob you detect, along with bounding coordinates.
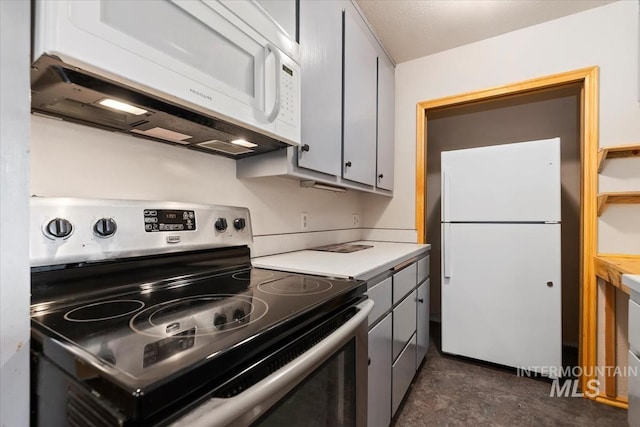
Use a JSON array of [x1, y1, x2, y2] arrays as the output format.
[[214, 314, 227, 330], [233, 218, 246, 231], [214, 217, 228, 232], [93, 218, 117, 238], [233, 309, 246, 324], [45, 218, 73, 239]]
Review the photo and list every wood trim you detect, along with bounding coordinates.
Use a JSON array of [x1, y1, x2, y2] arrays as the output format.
[[416, 104, 426, 242], [594, 394, 629, 409], [414, 66, 600, 398], [579, 66, 599, 397], [604, 284, 617, 397]]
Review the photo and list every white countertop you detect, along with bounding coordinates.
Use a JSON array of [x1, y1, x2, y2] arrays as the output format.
[[623, 274, 640, 300], [252, 241, 431, 281]]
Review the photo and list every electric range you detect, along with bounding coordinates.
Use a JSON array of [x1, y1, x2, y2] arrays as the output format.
[[30, 198, 369, 426]]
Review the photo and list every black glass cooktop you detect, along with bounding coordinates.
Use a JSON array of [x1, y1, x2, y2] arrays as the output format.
[[32, 268, 360, 386]]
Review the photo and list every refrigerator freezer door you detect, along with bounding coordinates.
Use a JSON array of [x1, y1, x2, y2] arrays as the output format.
[[441, 223, 562, 374], [441, 138, 561, 222]]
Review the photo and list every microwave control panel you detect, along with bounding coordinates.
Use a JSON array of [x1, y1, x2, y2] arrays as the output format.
[[144, 209, 196, 232], [279, 64, 298, 126]]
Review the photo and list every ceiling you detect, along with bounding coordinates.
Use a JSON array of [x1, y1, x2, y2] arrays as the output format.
[[354, 0, 616, 64]]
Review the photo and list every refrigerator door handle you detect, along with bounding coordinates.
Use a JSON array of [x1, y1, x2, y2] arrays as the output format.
[[443, 223, 452, 278]]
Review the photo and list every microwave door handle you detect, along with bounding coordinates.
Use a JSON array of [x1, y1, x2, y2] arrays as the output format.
[[265, 43, 282, 123]]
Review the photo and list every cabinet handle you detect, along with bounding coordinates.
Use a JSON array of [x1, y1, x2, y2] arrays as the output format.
[[418, 298, 424, 303], [547, 281, 553, 287], [368, 357, 371, 366], [378, 173, 384, 179], [301, 144, 310, 152], [345, 161, 352, 168]]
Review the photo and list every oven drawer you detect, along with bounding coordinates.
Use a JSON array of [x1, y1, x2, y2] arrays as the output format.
[[393, 262, 417, 304], [630, 299, 640, 355], [392, 333, 417, 416], [393, 291, 417, 361], [417, 255, 430, 284], [368, 277, 392, 327]]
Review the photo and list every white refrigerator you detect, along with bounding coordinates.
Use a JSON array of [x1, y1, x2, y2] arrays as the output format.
[[441, 138, 562, 374]]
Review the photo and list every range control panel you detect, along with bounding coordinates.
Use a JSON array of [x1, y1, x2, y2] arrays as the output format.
[[30, 198, 253, 267], [144, 209, 196, 232]]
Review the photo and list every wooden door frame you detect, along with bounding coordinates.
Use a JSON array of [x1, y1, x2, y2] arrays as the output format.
[[415, 66, 599, 396]]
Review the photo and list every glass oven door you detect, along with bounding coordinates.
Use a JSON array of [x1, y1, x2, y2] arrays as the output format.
[[171, 299, 373, 427], [255, 340, 356, 426]]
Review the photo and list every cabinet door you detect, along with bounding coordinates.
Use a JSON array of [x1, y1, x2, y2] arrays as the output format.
[[393, 291, 417, 360], [376, 53, 394, 191], [342, 5, 377, 186], [416, 279, 430, 366], [368, 314, 392, 427], [297, 0, 343, 176], [392, 334, 417, 417]]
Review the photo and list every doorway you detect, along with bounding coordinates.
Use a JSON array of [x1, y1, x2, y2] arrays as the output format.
[[414, 67, 599, 396]]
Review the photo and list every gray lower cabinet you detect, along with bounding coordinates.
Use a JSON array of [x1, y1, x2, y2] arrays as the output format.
[[368, 313, 392, 427], [366, 253, 430, 425], [392, 334, 417, 416], [393, 291, 416, 360], [629, 294, 640, 427], [416, 279, 430, 366]]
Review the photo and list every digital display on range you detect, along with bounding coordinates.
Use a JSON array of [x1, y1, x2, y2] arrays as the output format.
[[143, 327, 196, 368], [143, 209, 196, 232]]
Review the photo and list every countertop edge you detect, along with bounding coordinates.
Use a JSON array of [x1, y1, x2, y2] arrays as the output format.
[[252, 242, 431, 281]]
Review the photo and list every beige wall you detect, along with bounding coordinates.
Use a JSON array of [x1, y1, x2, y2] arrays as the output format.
[[362, 0, 640, 256], [425, 88, 581, 345]]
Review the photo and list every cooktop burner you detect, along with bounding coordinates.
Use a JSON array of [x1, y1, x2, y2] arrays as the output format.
[[130, 294, 268, 337], [257, 276, 333, 296], [232, 269, 274, 281], [64, 299, 145, 322]]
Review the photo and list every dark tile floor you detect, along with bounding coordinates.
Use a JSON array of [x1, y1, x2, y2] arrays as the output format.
[[393, 324, 628, 427]]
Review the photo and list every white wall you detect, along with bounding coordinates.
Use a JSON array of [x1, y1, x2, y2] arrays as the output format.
[[0, 1, 31, 426], [362, 0, 640, 254], [31, 115, 364, 256]]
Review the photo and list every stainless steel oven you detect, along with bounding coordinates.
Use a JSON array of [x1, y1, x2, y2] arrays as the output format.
[[30, 198, 371, 426]]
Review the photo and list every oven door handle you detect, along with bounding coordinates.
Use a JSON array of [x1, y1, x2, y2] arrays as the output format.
[[171, 299, 374, 427]]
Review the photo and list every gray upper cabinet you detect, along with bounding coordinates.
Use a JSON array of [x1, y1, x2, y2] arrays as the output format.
[[236, 0, 394, 196], [297, 0, 343, 176], [342, 4, 377, 186], [376, 53, 395, 191]]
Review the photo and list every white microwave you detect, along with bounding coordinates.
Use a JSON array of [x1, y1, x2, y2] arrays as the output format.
[[31, 0, 301, 158]]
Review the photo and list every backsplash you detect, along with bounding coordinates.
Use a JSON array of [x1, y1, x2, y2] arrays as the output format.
[[30, 114, 369, 256]]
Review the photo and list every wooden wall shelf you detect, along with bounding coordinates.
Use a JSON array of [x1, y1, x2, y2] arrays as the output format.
[[598, 143, 640, 172], [597, 191, 640, 216]]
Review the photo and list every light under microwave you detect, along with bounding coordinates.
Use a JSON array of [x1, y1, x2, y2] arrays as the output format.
[[31, 0, 301, 158]]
